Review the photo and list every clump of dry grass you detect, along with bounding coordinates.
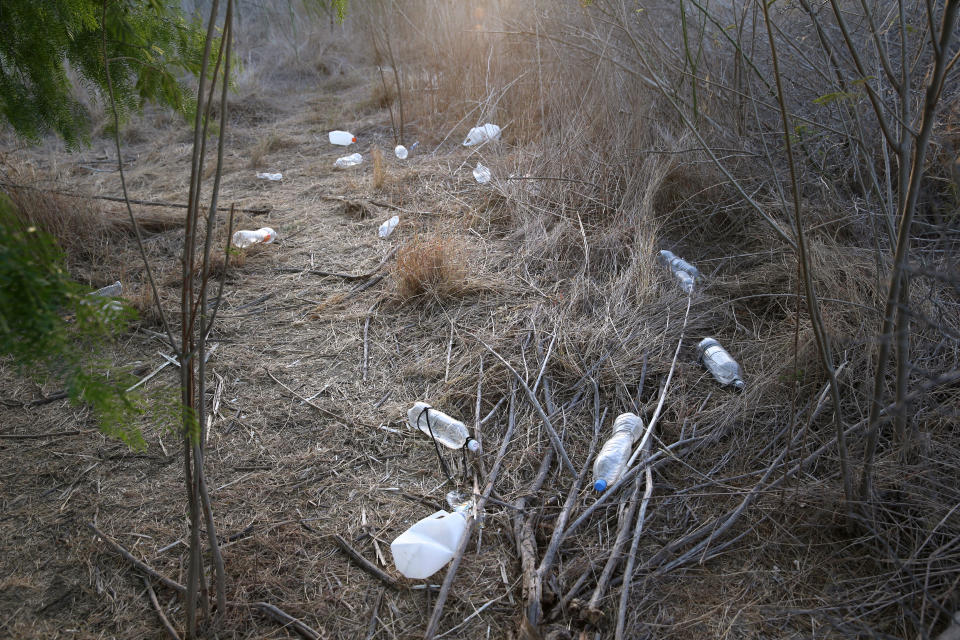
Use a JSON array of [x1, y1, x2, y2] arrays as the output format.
[[394, 234, 469, 299], [247, 133, 288, 168], [371, 147, 386, 190]]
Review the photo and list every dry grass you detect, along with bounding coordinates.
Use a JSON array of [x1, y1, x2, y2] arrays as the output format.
[[371, 146, 385, 190], [247, 133, 288, 169], [394, 233, 469, 299]]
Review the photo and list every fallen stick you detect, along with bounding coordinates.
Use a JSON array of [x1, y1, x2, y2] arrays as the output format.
[[144, 576, 182, 640], [365, 589, 384, 640], [615, 437, 654, 640], [253, 602, 320, 640], [88, 523, 186, 595], [333, 534, 400, 590], [278, 246, 398, 282], [266, 368, 365, 426], [0, 430, 91, 440], [422, 389, 519, 640]]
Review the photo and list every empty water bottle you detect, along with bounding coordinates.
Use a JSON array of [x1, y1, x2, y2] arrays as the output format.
[[93, 281, 123, 298], [391, 508, 469, 579], [473, 163, 491, 184], [407, 401, 481, 452], [255, 172, 282, 181], [462, 123, 501, 146], [657, 249, 702, 281], [378, 215, 399, 238], [395, 145, 408, 159], [593, 413, 645, 492], [329, 130, 357, 146], [697, 338, 745, 391], [334, 153, 363, 168], [231, 227, 276, 249], [658, 249, 698, 294]]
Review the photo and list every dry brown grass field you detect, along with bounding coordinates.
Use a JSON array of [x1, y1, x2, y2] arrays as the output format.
[[1, 2, 958, 639]]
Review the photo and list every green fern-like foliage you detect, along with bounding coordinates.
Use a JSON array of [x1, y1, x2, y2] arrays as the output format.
[[0, 0, 206, 148], [0, 196, 145, 448]]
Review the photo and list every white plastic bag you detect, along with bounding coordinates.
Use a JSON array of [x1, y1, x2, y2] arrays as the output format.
[[334, 153, 363, 168], [378, 215, 400, 238], [462, 123, 501, 146], [394, 145, 408, 159]]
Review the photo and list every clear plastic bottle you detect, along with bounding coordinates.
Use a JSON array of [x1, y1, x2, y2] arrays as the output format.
[[329, 130, 357, 146], [334, 153, 363, 168], [407, 401, 481, 452], [93, 281, 122, 297], [592, 413, 645, 492], [394, 145, 408, 159], [231, 227, 276, 248], [378, 215, 399, 238], [697, 338, 745, 390], [657, 249, 702, 281]]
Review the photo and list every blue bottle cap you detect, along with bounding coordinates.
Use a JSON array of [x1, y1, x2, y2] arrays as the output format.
[[594, 479, 607, 492]]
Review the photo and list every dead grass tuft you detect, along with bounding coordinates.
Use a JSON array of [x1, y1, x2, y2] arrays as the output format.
[[247, 133, 288, 169], [394, 234, 470, 299], [371, 147, 386, 191]]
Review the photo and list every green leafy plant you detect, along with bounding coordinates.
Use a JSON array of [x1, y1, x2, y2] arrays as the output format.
[[0, 0, 207, 148], [0, 195, 144, 448]]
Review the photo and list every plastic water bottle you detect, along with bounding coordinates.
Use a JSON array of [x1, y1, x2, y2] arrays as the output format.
[[329, 130, 357, 146], [255, 172, 282, 181], [93, 281, 122, 297], [462, 123, 501, 146], [378, 215, 399, 239], [657, 250, 702, 281], [391, 509, 469, 579], [395, 145, 408, 159], [407, 402, 481, 452], [231, 227, 276, 249], [697, 338, 745, 390], [334, 153, 363, 168], [592, 413, 645, 492], [473, 163, 491, 184]]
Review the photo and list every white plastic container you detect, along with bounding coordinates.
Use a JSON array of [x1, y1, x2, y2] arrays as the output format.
[[329, 130, 357, 146], [394, 145, 408, 159], [407, 401, 480, 452], [231, 227, 276, 249], [256, 172, 282, 181], [334, 153, 363, 168], [592, 413, 645, 492], [473, 163, 492, 184], [698, 338, 745, 391], [378, 215, 399, 239], [391, 510, 468, 579], [462, 123, 501, 146]]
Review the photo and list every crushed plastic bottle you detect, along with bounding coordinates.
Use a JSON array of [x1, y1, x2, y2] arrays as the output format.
[[334, 153, 363, 168], [697, 338, 745, 391], [473, 163, 491, 184], [657, 249, 702, 281], [658, 249, 699, 293], [592, 413, 645, 492], [93, 281, 123, 298], [395, 145, 408, 159], [407, 401, 481, 452], [329, 130, 357, 146], [256, 172, 282, 181], [391, 509, 469, 579], [378, 215, 399, 238], [462, 123, 501, 146], [231, 227, 276, 249]]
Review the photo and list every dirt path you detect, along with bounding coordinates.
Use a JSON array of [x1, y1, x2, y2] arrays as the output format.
[[1, 66, 525, 639]]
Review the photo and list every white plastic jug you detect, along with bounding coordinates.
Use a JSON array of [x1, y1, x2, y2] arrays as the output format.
[[391, 510, 468, 579], [329, 130, 357, 146], [231, 227, 276, 248]]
